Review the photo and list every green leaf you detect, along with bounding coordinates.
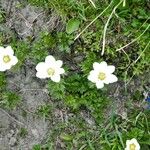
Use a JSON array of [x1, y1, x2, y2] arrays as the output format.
[[66, 18, 80, 34], [60, 133, 73, 141], [32, 144, 41, 150]]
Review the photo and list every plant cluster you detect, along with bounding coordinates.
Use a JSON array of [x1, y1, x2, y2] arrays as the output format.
[[0, 0, 149, 149]]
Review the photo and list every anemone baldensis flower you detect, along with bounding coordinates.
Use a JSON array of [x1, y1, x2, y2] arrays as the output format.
[[0, 46, 18, 71], [36, 55, 65, 82], [88, 61, 118, 89], [125, 138, 140, 150]]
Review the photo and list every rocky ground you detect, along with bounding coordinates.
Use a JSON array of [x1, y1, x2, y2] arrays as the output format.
[[0, 0, 56, 149]]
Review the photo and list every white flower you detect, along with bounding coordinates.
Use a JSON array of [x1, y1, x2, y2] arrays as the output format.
[[0, 46, 18, 71], [36, 55, 65, 82], [88, 61, 118, 89], [125, 138, 140, 150]]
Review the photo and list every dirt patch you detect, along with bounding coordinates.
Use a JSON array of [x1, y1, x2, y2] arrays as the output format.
[[0, 63, 51, 149], [0, 0, 60, 149], [0, 0, 61, 39]]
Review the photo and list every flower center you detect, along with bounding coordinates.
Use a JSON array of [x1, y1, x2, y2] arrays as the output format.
[[129, 143, 136, 150], [47, 68, 55, 76], [98, 72, 106, 80], [3, 55, 11, 63]]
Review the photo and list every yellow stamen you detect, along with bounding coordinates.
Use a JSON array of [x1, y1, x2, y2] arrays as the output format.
[[98, 72, 106, 80], [47, 68, 55, 76], [3, 55, 11, 63], [129, 143, 136, 150]]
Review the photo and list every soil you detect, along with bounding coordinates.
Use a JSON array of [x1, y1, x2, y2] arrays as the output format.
[[0, 0, 59, 149]]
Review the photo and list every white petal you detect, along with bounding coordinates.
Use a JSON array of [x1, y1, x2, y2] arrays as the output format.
[[0, 62, 7, 71], [93, 62, 100, 70], [100, 61, 107, 67], [56, 60, 63, 67], [88, 70, 98, 83], [131, 138, 138, 143], [0, 57, 5, 71], [0, 68, 7, 71], [51, 74, 61, 82], [36, 71, 47, 79], [96, 81, 104, 89], [35, 62, 49, 79], [93, 61, 108, 73], [0, 63, 11, 71], [109, 74, 118, 83], [57, 68, 65, 74], [0, 46, 5, 53], [45, 55, 56, 64], [36, 62, 47, 71], [137, 144, 140, 150], [104, 74, 118, 84], [107, 65, 115, 73], [11, 56, 18, 66], [126, 140, 130, 146], [0, 68, 6, 71], [93, 61, 107, 69], [125, 140, 130, 150], [5, 46, 14, 55]]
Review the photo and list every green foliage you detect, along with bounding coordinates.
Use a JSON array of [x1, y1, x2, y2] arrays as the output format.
[[30, 32, 55, 62], [0, 9, 6, 23], [36, 104, 52, 118], [48, 79, 66, 100], [19, 128, 28, 138], [37, 114, 101, 149], [11, 40, 30, 69], [1, 91, 21, 109], [32, 144, 41, 150], [0, 73, 6, 90], [57, 32, 74, 53], [100, 109, 150, 150], [31, 0, 149, 148], [60, 133, 73, 141], [48, 73, 109, 122], [80, 52, 99, 75], [0, 0, 149, 149], [32, 108, 149, 149], [28, 0, 93, 21], [132, 90, 143, 101], [66, 18, 80, 34]]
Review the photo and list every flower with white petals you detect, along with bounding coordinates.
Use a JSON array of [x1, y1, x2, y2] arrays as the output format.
[[0, 46, 18, 72], [125, 138, 140, 150], [36, 55, 65, 82], [88, 61, 118, 89]]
